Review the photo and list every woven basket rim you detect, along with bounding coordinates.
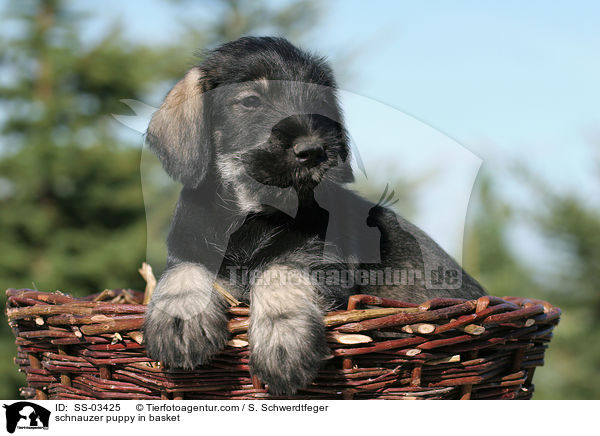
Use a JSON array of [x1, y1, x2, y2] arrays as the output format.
[[6, 288, 561, 400]]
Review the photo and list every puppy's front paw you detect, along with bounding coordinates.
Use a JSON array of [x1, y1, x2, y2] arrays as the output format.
[[248, 265, 330, 395], [249, 312, 329, 396], [144, 298, 228, 369], [142, 263, 229, 369]]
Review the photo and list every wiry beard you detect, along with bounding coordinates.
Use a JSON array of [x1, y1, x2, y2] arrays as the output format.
[[215, 152, 299, 216], [214, 146, 352, 216], [240, 142, 350, 186]]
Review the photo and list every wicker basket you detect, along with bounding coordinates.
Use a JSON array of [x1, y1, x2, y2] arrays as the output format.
[[6, 287, 560, 400]]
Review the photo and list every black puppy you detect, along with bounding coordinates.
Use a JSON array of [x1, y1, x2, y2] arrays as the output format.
[[143, 36, 486, 395]]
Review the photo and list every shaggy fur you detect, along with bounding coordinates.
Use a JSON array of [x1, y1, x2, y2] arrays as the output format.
[[143, 36, 486, 395]]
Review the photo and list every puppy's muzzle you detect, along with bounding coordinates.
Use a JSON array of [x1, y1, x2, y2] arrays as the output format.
[[269, 113, 343, 168], [293, 137, 326, 166]]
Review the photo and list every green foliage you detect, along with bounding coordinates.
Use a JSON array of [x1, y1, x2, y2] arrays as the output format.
[[349, 163, 433, 222], [530, 184, 600, 399], [463, 167, 600, 399], [0, 0, 157, 398], [463, 175, 542, 298]]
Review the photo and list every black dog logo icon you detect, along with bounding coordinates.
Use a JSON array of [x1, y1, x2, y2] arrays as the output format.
[[3, 402, 50, 433]]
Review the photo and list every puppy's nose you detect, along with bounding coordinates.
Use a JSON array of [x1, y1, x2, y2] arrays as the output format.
[[293, 138, 325, 165]]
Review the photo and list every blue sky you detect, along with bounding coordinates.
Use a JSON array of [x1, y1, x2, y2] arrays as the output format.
[[312, 1, 600, 263], [3, 0, 599, 266], [320, 1, 600, 184], [64, 0, 599, 197], [68, 0, 599, 158]]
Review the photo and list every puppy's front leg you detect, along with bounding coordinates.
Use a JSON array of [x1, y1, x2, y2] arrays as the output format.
[[143, 262, 229, 369], [249, 265, 329, 395]]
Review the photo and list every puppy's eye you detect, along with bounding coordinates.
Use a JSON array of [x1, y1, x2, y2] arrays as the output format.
[[240, 95, 262, 108]]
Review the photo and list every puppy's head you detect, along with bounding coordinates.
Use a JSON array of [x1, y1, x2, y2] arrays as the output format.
[[147, 37, 352, 199]]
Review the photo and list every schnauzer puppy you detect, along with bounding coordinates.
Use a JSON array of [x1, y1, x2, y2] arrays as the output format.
[[143, 36, 486, 395]]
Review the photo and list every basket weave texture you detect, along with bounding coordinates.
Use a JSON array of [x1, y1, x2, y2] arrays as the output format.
[[6, 288, 560, 400]]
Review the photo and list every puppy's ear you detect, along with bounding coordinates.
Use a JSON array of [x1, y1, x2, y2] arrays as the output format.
[[146, 67, 211, 187]]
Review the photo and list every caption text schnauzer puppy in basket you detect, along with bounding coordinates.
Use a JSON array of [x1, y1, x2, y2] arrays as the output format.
[[143, 36, 486, 395]]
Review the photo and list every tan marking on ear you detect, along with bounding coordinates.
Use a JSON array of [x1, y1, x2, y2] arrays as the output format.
[[162, 67, 203, 110], [146, 66, 208, 186]]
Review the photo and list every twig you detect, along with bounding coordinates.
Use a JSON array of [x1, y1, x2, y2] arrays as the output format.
[[213, 282, 241, 307], [401, 323, 435, 335], [326, 332, 373, 345], [138, 263, 157, 305], [93, 289, 116, 302], [336, 301, 478, 333], [79, 317, 145, 335], [127, 331, 144, 344], [324, 307, 420, 328], [227, 338, 249, 348]]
